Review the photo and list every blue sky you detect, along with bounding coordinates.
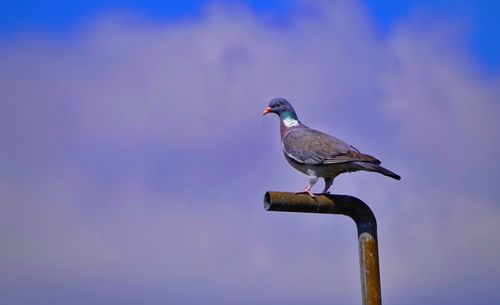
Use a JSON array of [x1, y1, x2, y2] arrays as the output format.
[[1, 0, 499, 71], [1, 1, 499, 305]]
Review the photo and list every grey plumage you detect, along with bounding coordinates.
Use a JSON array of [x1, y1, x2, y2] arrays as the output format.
[[263, 98, 400, 196]]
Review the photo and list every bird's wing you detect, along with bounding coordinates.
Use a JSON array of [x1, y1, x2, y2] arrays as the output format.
[[282, 127, 380, 165]]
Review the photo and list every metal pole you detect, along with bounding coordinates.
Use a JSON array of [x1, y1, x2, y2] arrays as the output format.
[[264, 191, 382, 305]]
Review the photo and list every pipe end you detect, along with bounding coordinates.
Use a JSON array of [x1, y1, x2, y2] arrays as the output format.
[[263, 192, 272, 211]]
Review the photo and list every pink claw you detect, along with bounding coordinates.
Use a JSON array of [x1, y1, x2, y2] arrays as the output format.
[[295, 187, 315, 197]]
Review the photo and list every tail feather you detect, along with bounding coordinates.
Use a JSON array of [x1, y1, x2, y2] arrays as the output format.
[[354, 162, 401, 180], [360, 153, 381, 165]]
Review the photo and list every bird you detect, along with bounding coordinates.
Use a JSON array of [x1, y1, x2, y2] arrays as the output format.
[[263, 98, 400, 197]]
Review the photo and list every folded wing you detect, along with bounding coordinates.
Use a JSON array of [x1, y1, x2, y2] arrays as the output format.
[[282, 127, 381, 165]]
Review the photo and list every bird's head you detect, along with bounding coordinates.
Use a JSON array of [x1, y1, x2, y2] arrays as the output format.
[[262, 98, 296, 117]]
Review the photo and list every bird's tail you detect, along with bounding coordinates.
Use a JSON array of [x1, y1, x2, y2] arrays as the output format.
[[354, 162, 401, 180]]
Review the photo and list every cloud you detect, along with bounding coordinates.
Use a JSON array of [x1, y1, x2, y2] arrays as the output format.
[[0, 1, 499, 304]]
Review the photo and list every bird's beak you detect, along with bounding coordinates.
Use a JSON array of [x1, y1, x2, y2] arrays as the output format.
[[262, 106, 273, 116]]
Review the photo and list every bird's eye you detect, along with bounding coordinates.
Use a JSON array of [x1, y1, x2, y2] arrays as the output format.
[[276, 102, 281, 107]]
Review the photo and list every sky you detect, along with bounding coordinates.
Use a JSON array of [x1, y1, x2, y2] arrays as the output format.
[[1, 1, 499, 305]]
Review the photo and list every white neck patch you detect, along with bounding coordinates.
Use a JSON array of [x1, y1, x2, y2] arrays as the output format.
[[283, 117, 299, 127]]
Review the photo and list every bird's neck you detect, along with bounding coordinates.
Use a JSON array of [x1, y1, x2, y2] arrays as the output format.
[[279, 111, 300, 138], [279, 111, 300, 128]]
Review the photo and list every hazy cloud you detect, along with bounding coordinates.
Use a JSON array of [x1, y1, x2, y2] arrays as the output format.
[[1, 1, 499, 304]]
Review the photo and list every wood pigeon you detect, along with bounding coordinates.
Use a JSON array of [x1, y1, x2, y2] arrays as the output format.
[[263, 98, 400, 196]]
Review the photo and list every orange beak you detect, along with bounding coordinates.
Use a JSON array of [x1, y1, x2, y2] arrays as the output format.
[[262, 106, 273, 116]]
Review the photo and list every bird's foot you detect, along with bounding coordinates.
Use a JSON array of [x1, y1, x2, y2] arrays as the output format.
[[294, 189, 315, 197], [320, 191, 331, 195]]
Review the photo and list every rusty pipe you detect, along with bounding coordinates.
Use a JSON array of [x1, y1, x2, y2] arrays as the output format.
[[263, 191, 381, 305]]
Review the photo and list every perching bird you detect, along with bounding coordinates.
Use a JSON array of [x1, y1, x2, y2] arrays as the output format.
[[263, 98, 400, 197]]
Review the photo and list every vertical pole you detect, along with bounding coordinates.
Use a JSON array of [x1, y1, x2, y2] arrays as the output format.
[[264, 192, 382, 305], [356, 221, 381, 305]]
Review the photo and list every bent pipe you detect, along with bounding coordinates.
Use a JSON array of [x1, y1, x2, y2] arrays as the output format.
[[264, 191, 381, 305]]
